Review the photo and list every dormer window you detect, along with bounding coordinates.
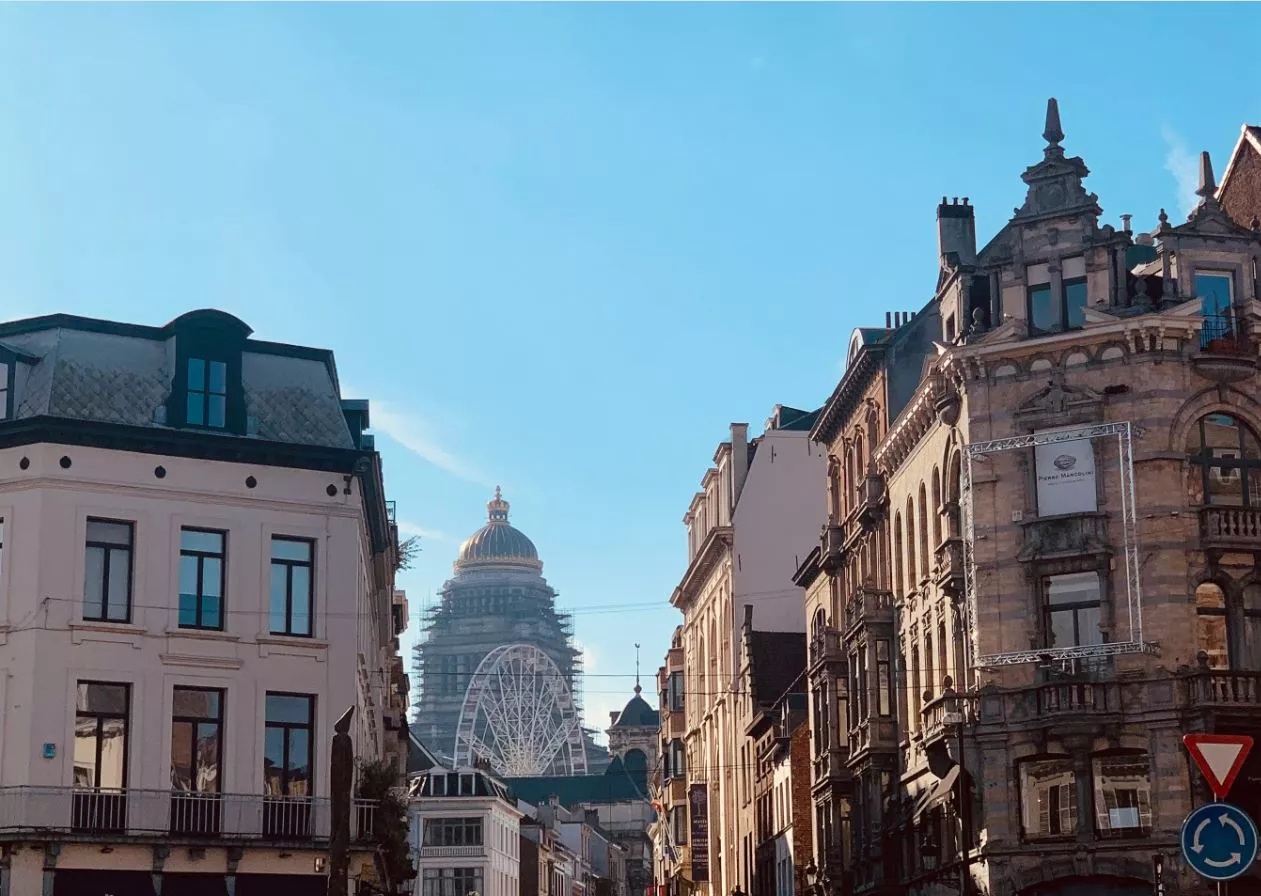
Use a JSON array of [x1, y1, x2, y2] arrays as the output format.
[[1028, 257, 1088, 334], [186, 357, 227, 428]]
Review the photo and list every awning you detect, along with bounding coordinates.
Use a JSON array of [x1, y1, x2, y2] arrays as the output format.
[[54, 871, 157, 896], [235, 874, 330, 896], [910, 764, 966, 822], [159, 874, 230, 896]]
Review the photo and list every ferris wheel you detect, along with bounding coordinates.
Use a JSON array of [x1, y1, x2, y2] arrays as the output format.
[[453, 643, 589, 777]]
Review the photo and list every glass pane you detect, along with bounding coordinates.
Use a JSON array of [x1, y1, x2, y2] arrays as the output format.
[[171, 720, 194, 791], [74, 717, 98, 788], [1196, 583, 1228, 611], [106, 549, 130, 620], [265, 694, 312, 725], [263, 727, 285, 795], [1246, 616, 1261, 670], [201, 593, 221, 630], [1243, 424, 1261, 462], [1064, 280, 1088, 328], [98, 717, 127, 789], [178, 591, 198, 628], [269, 564, 288, 633], [202, 558, 222, 597], [173, 688, 220, 719], [1076, 604, 1103, 646], [207, 394, 226, 428], [1029, 285, 1057, 332], [1195, 273, 1233, 317], [79, 683, 128, 715], [271, 538, 312, 563], [186, 392, 204, 426], [1046, 572, 1100, 606], [181, 530, 223, 554], [208, 361, 227, 394], [195, 722, 221, 792], [288, 729, 311, 792], [84, 546, 105, 618], [87, 521, 131, 546], [1020, 758, 1076, 837], [1093, 754, 1151, 836], [187, 358, 206, 391], [290, 566, 311, 635], [1198, 614, 1230, 669], [1048, 608, 1076, 648]]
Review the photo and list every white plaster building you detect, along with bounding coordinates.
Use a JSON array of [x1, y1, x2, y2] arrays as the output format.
[[408, 761, 523, 896], [0, 310, 408, 895], [666, 406, 826, 896]]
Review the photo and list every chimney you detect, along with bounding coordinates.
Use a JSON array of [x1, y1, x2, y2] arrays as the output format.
[[1121, 214, 1132, 234], [744, 603, 754, 630], [885, 311, 892, 327], [730, 422, 750, 507], [937, 197, 977, 267]]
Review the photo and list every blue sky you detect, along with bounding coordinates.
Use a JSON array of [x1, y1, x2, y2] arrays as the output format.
[[1, 3, 1258, 742]]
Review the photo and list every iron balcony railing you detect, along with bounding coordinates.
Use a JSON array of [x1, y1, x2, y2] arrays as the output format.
[[0, 787, 378, 842], [1200, 313, 1250, 354]]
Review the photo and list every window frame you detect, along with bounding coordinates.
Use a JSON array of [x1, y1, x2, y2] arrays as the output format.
[[1018, 756, 1078, 840], [1091, 751, 1153, 839], [263, 691, 315, 797], [1195, 270, 1235, 318], [74, 681, 131, 791], [183, 356, 229, 430], [1042, 571, 1105, 650], [1190, 413, 1261, 508], [1027, 275, 1090, 335], [178, 527, 227, 631], [875, 640, 892, 717], [269, 536, 315, 638], [83, 518, 135, 624], [0, 358, 11, 421], [171, 686, 225, 795]]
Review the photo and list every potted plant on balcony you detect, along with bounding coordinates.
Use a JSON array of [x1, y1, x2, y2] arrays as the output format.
[[357, 758, 417, 893]]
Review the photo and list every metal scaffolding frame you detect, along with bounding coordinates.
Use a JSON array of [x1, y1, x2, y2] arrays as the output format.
[[961, 421, 1152, 669]]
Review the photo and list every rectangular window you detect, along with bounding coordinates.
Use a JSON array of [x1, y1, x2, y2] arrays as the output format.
[[269, 537, 314, 637], [875, 641, 891, 716], [0, 361, 10, 420], [1028, 283, 1056, 333], [179, 529, 226, 630], [185, 357, 227, 429], [171, 687, 223, 793], [73, 681, 131, 833], [423, 817, 484, 847], [1196, 272, 1234, 318], [1020, 758, 1077, 837], [264, 692, 314, 796], [422, 868, 484, 896], [668, 670, 684, 711], [1044, 572, 1103, 649], [1092, 753, 1152, 838], [84, 519, 134, 623], [1064, 278, 1088, 328]]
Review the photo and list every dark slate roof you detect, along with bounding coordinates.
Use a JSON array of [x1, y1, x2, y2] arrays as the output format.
[[407, 731, 441, 774], [748, 630, 807, 706], [506, 753, 648, 807], [612, 692, 659, 728], [773, 405, 821, 432], [0, 311, 355, 449]]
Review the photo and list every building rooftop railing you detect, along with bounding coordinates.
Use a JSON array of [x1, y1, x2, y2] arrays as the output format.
[[0, 787, 379, 844]]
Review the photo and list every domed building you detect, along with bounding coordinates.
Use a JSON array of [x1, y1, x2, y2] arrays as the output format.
[[412, 489, 609, 776]]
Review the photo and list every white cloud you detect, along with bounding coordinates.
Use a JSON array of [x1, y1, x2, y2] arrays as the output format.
[[396, 519, 449, 542], [1162, 126, 1200, 220], [365, 398, 494, 488]]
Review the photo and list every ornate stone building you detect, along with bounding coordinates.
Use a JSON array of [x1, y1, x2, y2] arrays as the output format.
[[412, 490, 608, 776], [801, 100, 1261, 896]]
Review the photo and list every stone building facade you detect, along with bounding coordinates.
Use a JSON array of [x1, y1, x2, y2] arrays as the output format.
[[798, 100, 1261, 896]]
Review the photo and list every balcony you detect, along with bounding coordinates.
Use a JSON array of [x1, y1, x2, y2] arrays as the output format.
[[844, 587, 893, 635], [1193, 314, 1257, 382], [974, 678, 1125, 729], [1199, 507, 1261, 551], [418, 845, 487, 859], [932, 538, 964, 596], [847, 718, 898, 761], [1016, 512, 1110, 562], [809, 627, 844, 671], [820, 524, 846, 574], [1181, 671, 1261, 708], [855, 474, 888, 530], [920, 690, 965, 746], [811, 747, 849, 788], [0, 787, 378, 844]]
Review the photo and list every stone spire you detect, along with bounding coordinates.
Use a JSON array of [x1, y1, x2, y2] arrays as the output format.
[[1043, 97, 1064, 155], [1197, 150, 1217, 200], [634, 642, 642, 695]]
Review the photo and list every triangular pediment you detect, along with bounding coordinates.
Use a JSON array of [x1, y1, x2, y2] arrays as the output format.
[[1165, 297, 1211, 318], [1081, 306, 1121, 324], [969, 317, 1026, 346], [1016, 376, 1103, 417]]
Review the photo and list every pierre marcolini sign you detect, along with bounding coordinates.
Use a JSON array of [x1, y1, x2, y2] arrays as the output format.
[[1034, 435, 1098, 516]]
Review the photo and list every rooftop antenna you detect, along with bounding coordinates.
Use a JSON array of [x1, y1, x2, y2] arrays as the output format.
[[634, 643, 642, 694]]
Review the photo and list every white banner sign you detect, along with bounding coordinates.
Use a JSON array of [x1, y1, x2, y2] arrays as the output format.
[[1035, 436, 1097, 515]]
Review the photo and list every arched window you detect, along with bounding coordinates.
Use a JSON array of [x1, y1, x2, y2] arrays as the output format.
[[905, 497, 917, 591], [917, 484, 930, 580], [828, 458, 842, 523], [946, 451, 963, 537], [1244, 584, 1261, 668], [893, 513, 905, 599], [909, 643, 922, 730], [1196, 582, 1229, 668], [855, 434, 865, 479], [931, 466, 943, 548], [1188, 413, 1261, 506]]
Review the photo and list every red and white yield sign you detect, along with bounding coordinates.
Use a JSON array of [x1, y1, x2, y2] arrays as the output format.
[[1184, 734, 1254, 800]]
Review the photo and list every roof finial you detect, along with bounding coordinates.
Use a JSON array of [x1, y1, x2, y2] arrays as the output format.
[[487, 486, 510, 524], [634, 643, 641, 695], [1197, 150, 1218, 199], [1043, 97, 1064, 149]]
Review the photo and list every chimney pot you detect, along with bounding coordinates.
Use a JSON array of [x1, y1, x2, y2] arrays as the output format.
[[885, 311, 892, 327], [1121, 214, 1132, 234]]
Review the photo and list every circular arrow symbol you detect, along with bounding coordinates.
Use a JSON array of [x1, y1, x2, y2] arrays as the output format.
[[1182, 802, 1260, 882]]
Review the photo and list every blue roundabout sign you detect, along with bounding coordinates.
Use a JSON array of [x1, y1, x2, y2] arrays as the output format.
[[1181, 801, 1259, 882]]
